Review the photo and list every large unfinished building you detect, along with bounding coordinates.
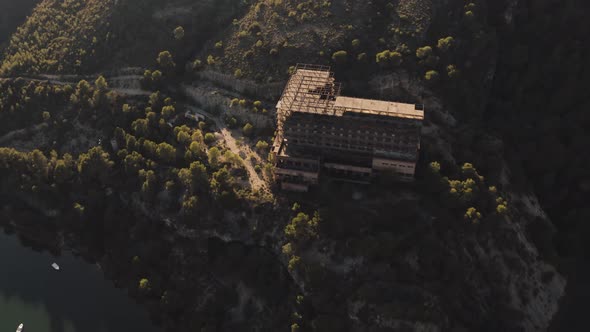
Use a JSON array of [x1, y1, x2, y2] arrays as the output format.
[[271, 64, 424, 191]]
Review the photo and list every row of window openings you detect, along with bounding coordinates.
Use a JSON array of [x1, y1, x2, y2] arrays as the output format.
[[278, 174, 311, 183], [294, 123, 415, 130], [279, 170, 412, 180], [380, 162, 414, 169], [291, 128, 416, 136], [329, 169, 372, 177], [292, 139, 413, 152], [282, 168, 411, 179], [282, 160, 318, 170], [287, 129, 415, 139], [290, 136, 416, 145]]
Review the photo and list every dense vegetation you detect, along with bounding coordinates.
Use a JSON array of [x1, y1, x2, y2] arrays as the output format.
[[0, 79, 69, 135], [0, 77, 256, 215], [0, 0, 246, 76], [0, 0, 116, 75]]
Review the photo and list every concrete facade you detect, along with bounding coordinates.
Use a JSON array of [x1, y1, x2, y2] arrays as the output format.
[[272, 64, 424, 190]]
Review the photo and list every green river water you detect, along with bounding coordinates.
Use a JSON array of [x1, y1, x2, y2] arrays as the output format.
[[0, 231, 161, 332]]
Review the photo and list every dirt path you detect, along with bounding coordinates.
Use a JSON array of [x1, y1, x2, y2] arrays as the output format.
[[184, 92, 268, 193], [217, 123, 267, 192], [0, 123, 47, 145]]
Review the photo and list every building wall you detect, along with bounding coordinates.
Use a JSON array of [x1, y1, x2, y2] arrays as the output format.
[[274, 155, 320, 186], [372, 158, 416, 180], [281, 182, 310, 192], [275, 171, 319, 185], [273, 97, 423, 189], [283, 112, 421, 164]]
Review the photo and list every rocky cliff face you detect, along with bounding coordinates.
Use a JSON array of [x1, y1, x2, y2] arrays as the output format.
[[360, 22, 566, 327]]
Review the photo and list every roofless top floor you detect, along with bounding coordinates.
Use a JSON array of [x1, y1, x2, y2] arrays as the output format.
[[277, 64, 425, 121]]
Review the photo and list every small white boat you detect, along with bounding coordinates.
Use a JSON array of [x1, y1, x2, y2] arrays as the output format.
[[51, 262, 60, 270], [16, 323, 23, 332]]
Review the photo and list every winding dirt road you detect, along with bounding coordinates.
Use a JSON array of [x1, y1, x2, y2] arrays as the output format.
[[1, 72, 150, 96]]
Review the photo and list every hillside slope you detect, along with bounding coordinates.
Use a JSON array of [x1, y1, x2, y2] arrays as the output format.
[[0, 0, 244, 76], [0, 0, 116, 76], [484, 1, 590, 329], [203, 0, 437, 82], [0, 0, 582, 331]]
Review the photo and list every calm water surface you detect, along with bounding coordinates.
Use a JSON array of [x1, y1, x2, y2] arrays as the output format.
[[0, 231, 161, 332]]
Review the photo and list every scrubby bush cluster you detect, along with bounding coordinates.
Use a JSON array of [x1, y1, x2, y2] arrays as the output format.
[[425, 161, 509, 224]]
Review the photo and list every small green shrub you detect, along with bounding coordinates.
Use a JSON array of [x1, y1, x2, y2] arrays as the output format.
[[437, 36, 454, 52], [424, 70, 440, 82], [204, 133, 216, 144], [416, 46, 433, 59], [173, 26, 185, 40], [243, 123, 254, 137], [331, 50, 348, 64]]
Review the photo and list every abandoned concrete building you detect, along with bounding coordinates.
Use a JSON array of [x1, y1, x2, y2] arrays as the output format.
[[271, 64, 424, 191]]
